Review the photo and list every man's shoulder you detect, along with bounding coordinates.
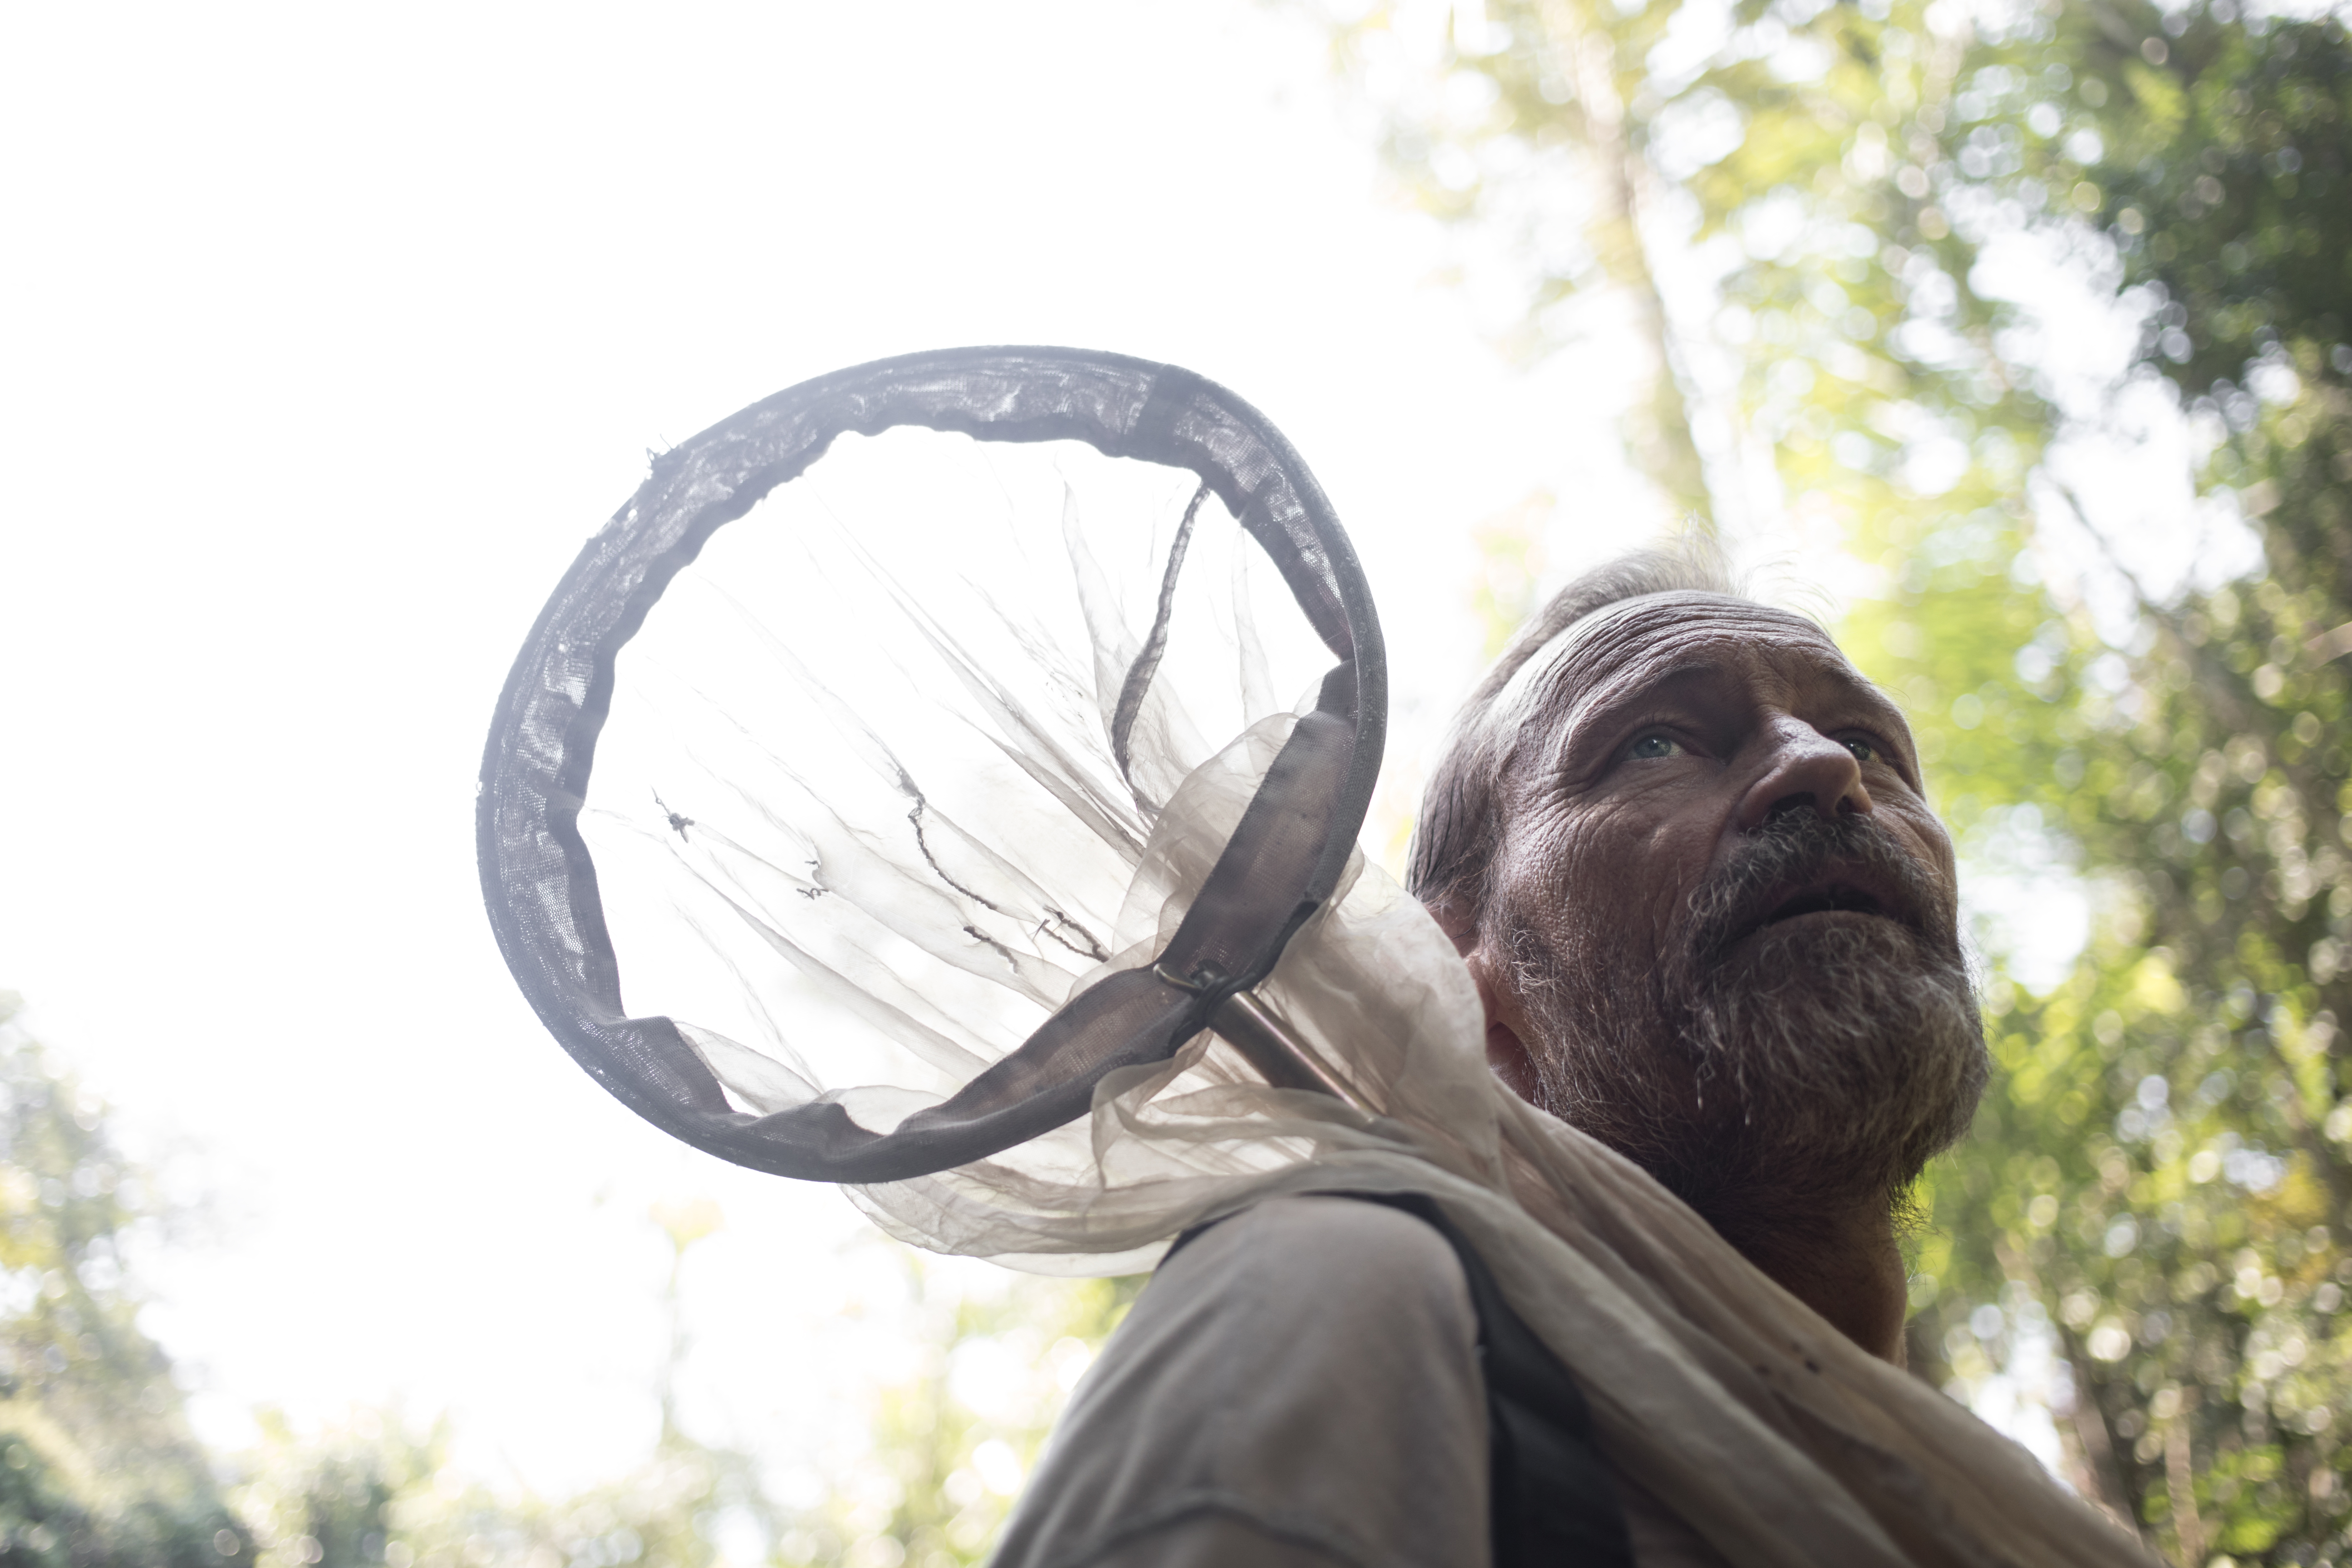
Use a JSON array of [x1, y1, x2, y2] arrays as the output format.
[[995, 1194, 1494, 1568], [1144, 1193, 1482, 1358]]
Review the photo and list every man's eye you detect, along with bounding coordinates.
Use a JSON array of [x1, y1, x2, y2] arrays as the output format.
[[1626, 733, 1684, 761], [1844, 737, 1877, 763]]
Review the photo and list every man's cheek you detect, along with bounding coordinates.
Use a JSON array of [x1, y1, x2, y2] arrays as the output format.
[[1921, 817, 1960, 884], [1565, 805, 1691, 959], [1886, 807, 1960, 912], [1544, 820, 1663, 970]]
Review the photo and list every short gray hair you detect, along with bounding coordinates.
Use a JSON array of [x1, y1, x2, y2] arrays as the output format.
[[1406, 544, 1739, 926]]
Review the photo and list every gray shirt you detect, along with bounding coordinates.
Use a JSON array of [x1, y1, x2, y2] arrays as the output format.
[[992, 1194, 1729, 1568]]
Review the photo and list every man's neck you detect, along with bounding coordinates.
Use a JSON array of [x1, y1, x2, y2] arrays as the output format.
[[1730, 1200, 1909, 1364]]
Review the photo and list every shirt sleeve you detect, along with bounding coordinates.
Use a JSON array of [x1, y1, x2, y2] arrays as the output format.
[[988, 1194, 1492, 1568]]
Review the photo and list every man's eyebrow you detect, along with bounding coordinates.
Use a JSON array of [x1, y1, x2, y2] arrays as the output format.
[[1565, 661, 1733, 725], [1556, 654, 1913, 748], [1815, 662, 1909, 724], [1532, 662, 1731, 759]]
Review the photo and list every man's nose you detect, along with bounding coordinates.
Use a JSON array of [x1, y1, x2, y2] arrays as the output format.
[[1735, 719, 1873, 830]]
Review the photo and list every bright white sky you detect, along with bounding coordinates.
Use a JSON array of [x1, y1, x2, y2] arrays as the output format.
[[0, 0, 1676, 1495]]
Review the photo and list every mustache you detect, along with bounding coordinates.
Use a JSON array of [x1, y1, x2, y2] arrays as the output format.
[[1679, 811, 1956, 969]]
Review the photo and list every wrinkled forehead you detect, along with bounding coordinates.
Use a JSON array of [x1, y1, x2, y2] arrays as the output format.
[[1493, 591, 1859, 730]]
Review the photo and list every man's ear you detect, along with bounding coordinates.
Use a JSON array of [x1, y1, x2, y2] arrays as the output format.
[[1428, 896, 1541, 1105]]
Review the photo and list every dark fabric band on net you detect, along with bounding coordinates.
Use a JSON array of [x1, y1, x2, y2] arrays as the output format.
[[477, 347, 1388, 1183]]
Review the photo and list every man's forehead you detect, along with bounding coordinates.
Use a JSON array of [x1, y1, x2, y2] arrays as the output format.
[[1502, 591, 1863, 719]]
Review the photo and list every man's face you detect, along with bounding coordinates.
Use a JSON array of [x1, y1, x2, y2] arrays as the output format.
[[1473, 592, 1986, 1228]]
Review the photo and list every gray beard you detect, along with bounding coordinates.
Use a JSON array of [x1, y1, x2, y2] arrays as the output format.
[[1495, 814, 1988, 1250]]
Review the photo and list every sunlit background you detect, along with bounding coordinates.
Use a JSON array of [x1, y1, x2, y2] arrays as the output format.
[[6, 0, 2348, 1563]]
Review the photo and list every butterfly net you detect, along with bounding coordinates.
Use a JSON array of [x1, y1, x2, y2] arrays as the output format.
[[477, 349, 1446, 1274]]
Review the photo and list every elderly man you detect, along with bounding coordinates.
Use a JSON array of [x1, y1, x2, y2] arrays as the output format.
[[991, 550, 1994, 1567]]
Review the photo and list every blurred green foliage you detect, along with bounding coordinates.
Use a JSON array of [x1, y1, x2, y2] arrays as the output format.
[[215, 1194, 791, 1568], [223, 1401, 782, 1568], [0, 990, 248, 1566], [771, 1269, 1136, 1568], [1323, 0, 2352, 1560], [0, 993, 1133, 1567], [215, 1256, 1131, 1568]]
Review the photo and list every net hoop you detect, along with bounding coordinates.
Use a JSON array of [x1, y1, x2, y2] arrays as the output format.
[[477, 346, 1387, 1181]]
